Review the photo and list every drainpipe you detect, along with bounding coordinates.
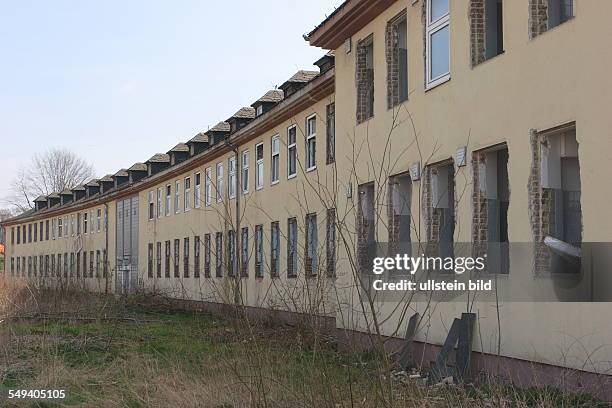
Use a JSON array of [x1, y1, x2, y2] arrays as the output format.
[[104, 203, 109, 294], [225, 140, 242, 306]]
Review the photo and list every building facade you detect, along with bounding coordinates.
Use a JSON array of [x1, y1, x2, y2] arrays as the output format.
[[3, 0, 612, 397]]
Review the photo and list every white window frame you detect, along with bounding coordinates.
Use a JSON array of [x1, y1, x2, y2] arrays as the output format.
[[287, 125, 297, 179], [194, 172, 201, 208], [157, 188, 163, 218], [97, 209, 101, 232], [305, 114, 317, 171], [426, 0, 451, 89], [255, 142, 264, 191], [184, 176, 191, 211], [242, 150, 250, 194], [175, 180, 180, 213], [228, 156, 236, 199], [205, 167, 212, 206], [148, 191, 154, 220], [271, 135, 280, 185], [216, 163, 224, 202], [165, 185, 171, 216]]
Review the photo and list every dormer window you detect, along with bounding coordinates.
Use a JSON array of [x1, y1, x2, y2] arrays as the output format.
[[256, 105, 263, 117]]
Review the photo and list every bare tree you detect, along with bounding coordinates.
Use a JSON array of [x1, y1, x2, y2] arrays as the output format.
[[7, 148, 95, 212]]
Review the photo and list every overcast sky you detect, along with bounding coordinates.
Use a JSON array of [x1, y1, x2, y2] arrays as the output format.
[[0, 0, 341, 206]]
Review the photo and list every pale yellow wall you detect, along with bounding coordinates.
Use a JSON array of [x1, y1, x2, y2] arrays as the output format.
[[329, 0, 612, 372], [5, 202, 115, 292], [136, 95, 338, 316]]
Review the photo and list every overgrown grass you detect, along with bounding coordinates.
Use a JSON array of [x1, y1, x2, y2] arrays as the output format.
[[0, 284, 608, 407]]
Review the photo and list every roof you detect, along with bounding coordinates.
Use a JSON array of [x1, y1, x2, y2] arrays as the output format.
[[257, 89, 284, 104], [34, 196, 47, 202], [85, 180, 100, 187], [209, 122, 230, 133], [128, 163, 147, 172], [231, 107, 256, 120], [99, 175, 114, 183], [147, 153, 170, 163], [306, 0, 396, 49], [72, 185, 86, 191], [60, 189, 73, 195], [286, 70, 319, 84], [114, 169, 129, 177], [47, 193, 60, 199], [189, 133, 209, 144], [169, 143, 189, 153]]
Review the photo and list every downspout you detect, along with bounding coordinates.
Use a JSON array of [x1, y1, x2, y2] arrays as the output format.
[[226, 140, 242, 305]]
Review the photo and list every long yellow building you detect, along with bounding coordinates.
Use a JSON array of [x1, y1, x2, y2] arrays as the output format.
[[3, 0, 612, 399]]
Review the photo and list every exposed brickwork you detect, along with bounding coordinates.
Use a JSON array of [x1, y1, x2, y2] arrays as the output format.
[[471, 151, 488, 259], [386, 12, 405, 109], [387, 178, 400, 256], [529, 0, 548, 39], [470, 0, 486, 67], [355, 37, 374, 124], [357, 184, 373, 274], [528, 130, 552, 273]]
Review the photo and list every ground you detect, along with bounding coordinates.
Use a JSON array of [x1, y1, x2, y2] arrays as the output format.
[[0, 284, 608, 407]]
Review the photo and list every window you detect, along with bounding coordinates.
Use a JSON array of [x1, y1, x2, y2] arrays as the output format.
[[228, 157, 237, 199], [66, 216, 70, 237], [228, 230, 236, 277], [271, 136, 280, 184], [76, 252, 81, 277], [165, 240, 171, 278], [10, 257, 14, 275], [10, 227, 14, 245], [426, 0, 450, 87], [174, 239, 180, 277], [305, 213, 318, 276], [215, 232, 223, 277], [205, 168, 212, 206], [287, 126, 297, 178], [157, 188, 163, 217], [69, 253, 74, 276], [148, 191, 155, 220], [97, 209, 101, 232], [103, 249, 108, 277], [16, 226, 20, 244], [387, 12, 408, 107], [175, 181, 180, 213], [473, 145, 509, 274], [83, 212, 88, 234], [326, 208, 337, 277], [195, 173, 201, 208], [428, 162, 455, 259], [45, 220, 49, 240], [70, 215, 74, 236], [389, 173, 412, 257], [45, 255, 49, 276], [270, 222, 280, 278], [287, 217, 298, 278], [204, 234, 211, 278], [255, 224, 263, 278], [326, 104, 335, 164], [34, 222, 38, 242], [16, 257, 20, 276], [471, 0, 503, 66], [28, 224, 32, 243], [64, 252, 68, 277], [77, 214, 81, 235], [547, 0, 573, 31], [241, 227, 249, 277], [148, 243, 154, 278], [57, 253, 62, 276], [156, 242, 162, 278], [82, 252, 86, 278], [58, 218, 63, 238], [306, 115, 317, 171], [255, 143, 264, 190], [89, 250, 94, 277], [256, 104, 263, 116], [165, 185, 171, 216], [242, 151, 249, 194], [88, 213, 92, 234], [184, 177, 191, 211], [216, 163, 224, 202], [358, 183, 376, 273], [194, 236, 200, 278], [184, 237, 190, 278], [27, 256, 31, 276], [356, 36, 374, 123], [95, 250, 100, 277]]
